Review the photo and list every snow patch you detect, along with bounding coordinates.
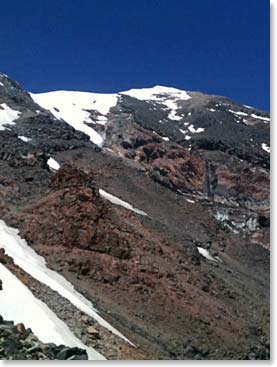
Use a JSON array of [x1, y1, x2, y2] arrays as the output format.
[[47, 157, 60, 171], [31, 91, 118, 146], [18, 135, 31, 143], [162, 136, 170, 141], [0, 82, 4, 86], [168, 109, 183, 121], [0, 103, 21, 130], [0, 220, 132, 345], [214, 211, 229, 222], [197, 247, 217, 262], [99, 189, 147, 216], [261, 143, 270, 153], [0, 263, 104, 360], [186, 198, 195, 203], [251, 113, 270, 122], [228, 109, 248, 117], [179, 129, 191, 140], [188, 124, 204, 133]]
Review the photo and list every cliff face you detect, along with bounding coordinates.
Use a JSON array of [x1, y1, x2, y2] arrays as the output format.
[[0, 73, 270, 360]]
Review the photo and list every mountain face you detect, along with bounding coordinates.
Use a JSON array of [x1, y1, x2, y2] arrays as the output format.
[[0, 72, 270, 360]]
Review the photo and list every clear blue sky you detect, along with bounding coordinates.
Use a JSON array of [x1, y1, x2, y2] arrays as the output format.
[[0, 0, 269, 110]]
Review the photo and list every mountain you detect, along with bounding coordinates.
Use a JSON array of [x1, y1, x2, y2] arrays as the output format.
[[0, 72, 270, 360]]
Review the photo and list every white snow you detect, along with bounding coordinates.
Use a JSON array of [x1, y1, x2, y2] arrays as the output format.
[[197, 247, 217, 262], [121, 85, 190, 101], [186, 198, 195, 203], [0, 82, 4, 86], [18, 135, 31, 143], [214, 211, 229, 222], [228, 109, 248, 117], [179, 129, 191, 140], [180, 123, 204, 137], [209, 108, 216, 112], [188, 124, 205, 133], [261, 143, 270, 153], [0, 220, 132, 345], [99, 189, 147, 216], [250, 113, 270, 122], [168, 109, 183, 121], [162, 136, 170, 141], [0, 103, 21, 130], [47, 157, 60, 171], [228, 109, 270, 123], [0, 263, 104, 360], [121, 85, 191, 122], [31, 91, 118, 146]]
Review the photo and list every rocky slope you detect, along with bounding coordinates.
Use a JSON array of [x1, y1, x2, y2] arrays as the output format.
[[0, 72, 270, 359]]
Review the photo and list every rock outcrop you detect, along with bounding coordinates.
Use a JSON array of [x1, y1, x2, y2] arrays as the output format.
[[0, 316, 88, 360]]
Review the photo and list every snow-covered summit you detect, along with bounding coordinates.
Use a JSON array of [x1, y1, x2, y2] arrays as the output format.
[[31, 91, 118, 146], [120, 85, 191, 101], [29, 83, 269, 153], [30, 86, 192, 145], [120, 85, 191, 121]]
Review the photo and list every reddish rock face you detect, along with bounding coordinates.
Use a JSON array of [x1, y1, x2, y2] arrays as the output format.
[[18, 166, 131, 258], [216, 166, 269, 202], [16, 166, 186, 272], [134, 144, 206, 193]]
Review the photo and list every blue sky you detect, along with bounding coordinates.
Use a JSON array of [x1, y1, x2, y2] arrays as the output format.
[[0, 0, 269, 110]]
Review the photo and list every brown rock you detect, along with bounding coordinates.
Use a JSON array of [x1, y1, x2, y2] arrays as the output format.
[[16, 323, 27, 337], [87, 326, 100, 339]]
